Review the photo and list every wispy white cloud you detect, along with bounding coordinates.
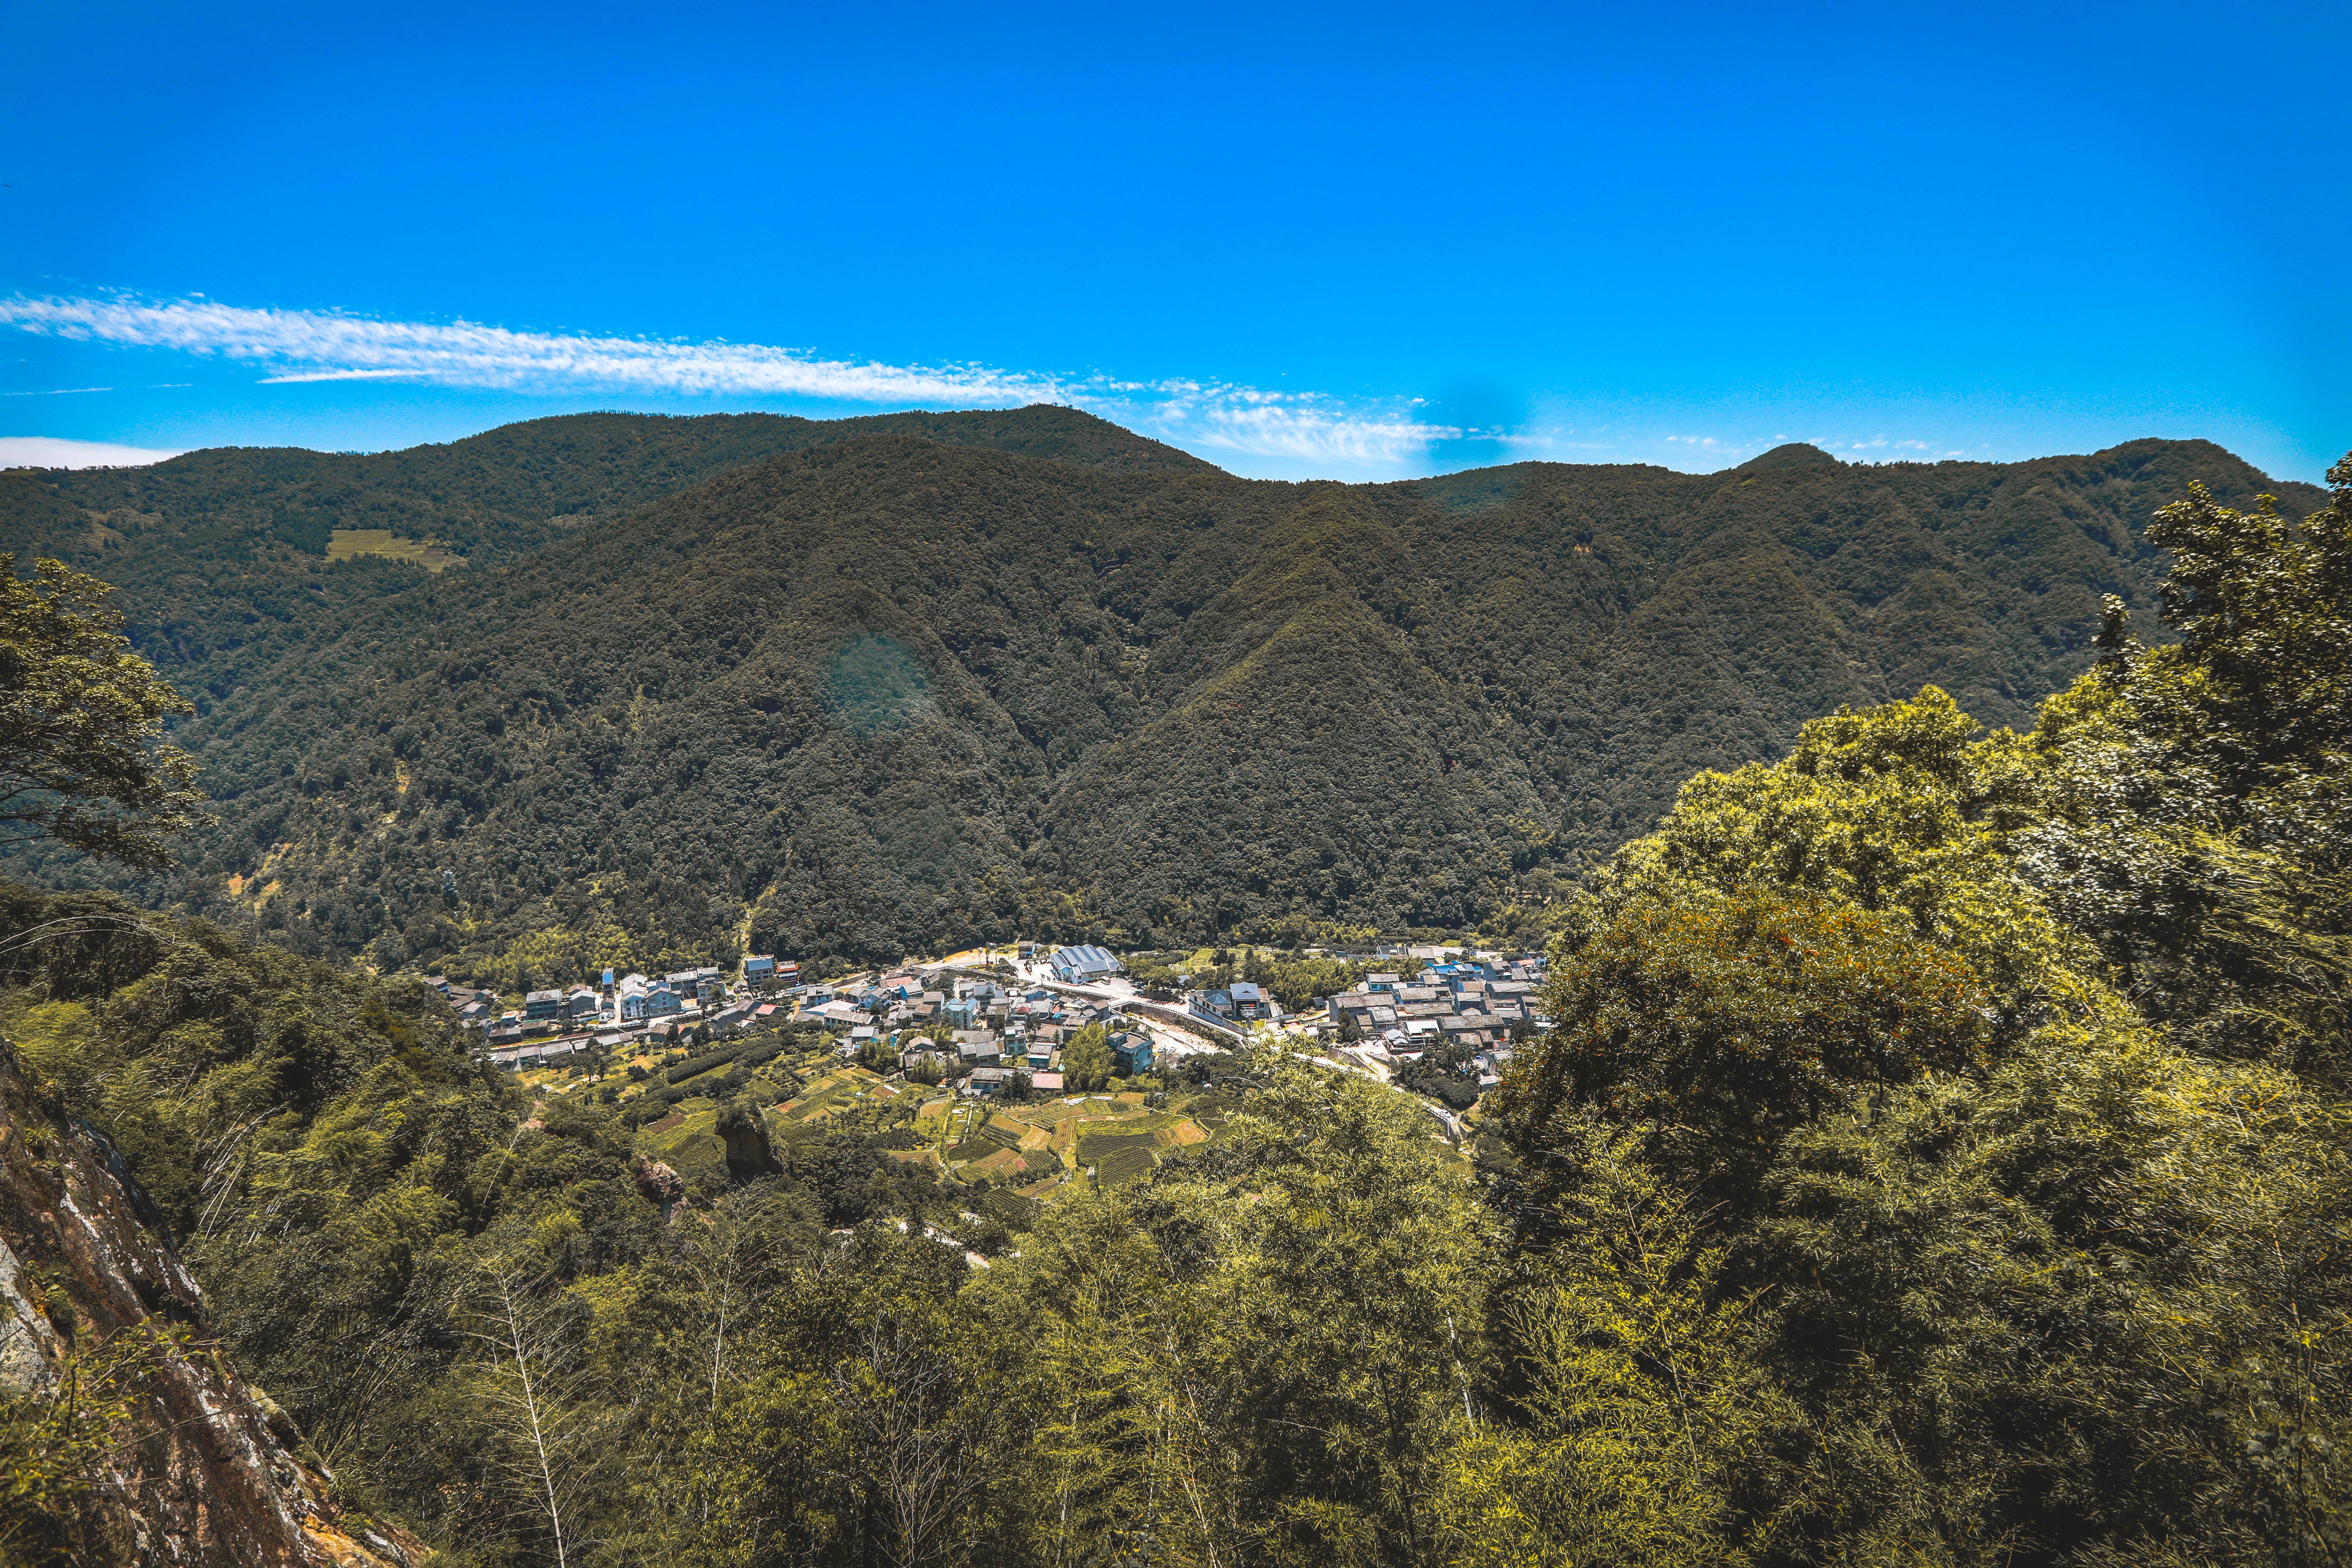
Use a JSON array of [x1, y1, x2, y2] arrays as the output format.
[[0, 291, 1456, 470], [0, 435, 183, 469], [2, 385, 114, 396]]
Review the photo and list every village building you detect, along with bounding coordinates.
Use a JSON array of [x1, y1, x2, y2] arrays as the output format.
[[1048, 944, 1122, 983], [1110, 1031, 1154, 1074], [1320, 952, 1546, 1053]]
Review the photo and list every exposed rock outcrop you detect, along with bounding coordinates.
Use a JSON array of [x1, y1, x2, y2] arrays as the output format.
[[633, 1152, 686, 1219], [716, 1102, 783, 1182], [0, 1038, 428, 1566]]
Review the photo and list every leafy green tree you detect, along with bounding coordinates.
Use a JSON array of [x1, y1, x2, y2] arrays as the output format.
[[1196, 1048, 1497, 1566], [1436, 1117, 1770, 1567], [1731, 1026, 2352, 1565], [1498, 885, 1990, 1198], [453, 1242, 599, 1568], [975, 1045, 1496, 1568], [0, 554, 203, 868], [1061, 1022, 1113, 1092], [2019, 455, 2352, 1079]]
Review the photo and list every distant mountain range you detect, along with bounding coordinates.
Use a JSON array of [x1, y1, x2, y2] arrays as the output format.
[[1, 408, 2325, 979]]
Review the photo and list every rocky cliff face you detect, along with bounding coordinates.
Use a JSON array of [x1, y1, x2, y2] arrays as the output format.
[[0, 1038, 428, 1567]]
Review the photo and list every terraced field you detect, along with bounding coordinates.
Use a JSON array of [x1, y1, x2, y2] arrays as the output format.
[[1074, 1128, 1162, 1186], [638, 1104, 729, 1174], [777, 1068, 901, 1123], [676, 1080, 1232, 1197]]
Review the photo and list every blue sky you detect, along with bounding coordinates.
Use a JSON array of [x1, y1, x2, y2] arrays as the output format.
[[3, 0, 2345, 482]]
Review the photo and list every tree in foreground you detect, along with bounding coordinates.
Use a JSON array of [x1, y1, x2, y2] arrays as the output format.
[[1494, 885, 1990, 1203], [0, 554, 203, 868], [1061, 1021, 1113, 1091], [1484, 452, 2352, 1564]]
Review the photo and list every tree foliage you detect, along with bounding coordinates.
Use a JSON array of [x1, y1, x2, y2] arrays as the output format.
[[1496, 887, 1990, 1195], [0, 554, 201, 868], [2018, 456, 2352, 1080], [1059, 1021, 1113, 1092], [1476, 452, 2352, 1566]]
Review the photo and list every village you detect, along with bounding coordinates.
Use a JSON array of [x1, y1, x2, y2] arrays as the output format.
[[449, 938, 1547, 1104], [456, 932, 1545, 1224], [454, 931, 1543, 1081], [451, 942, 1183, 1086]]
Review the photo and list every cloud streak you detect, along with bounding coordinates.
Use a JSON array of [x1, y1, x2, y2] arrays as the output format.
[[1, 291, 1456, 470], [0, 435, 184, 469]]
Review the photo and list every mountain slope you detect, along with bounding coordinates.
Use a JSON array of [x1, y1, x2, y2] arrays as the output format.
[[2, 417, 2328, 972], [0, 405, 1210, 709]]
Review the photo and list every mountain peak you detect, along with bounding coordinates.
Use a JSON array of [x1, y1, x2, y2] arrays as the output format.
[[1732, 442, 1840, 473]]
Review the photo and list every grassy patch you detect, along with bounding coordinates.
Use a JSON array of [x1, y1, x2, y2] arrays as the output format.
[[779, 1069, 894, 1122], [326, 528, 466, 571]]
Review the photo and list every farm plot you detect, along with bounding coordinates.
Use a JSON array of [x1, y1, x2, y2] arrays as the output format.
[[1022, 1097, 1142, 1128], [638, 1106, 728, 1173], [1075, 1129, 1163, 1186], [933, 1106, 1061, 1179], [778, 1069, 892, 1123]]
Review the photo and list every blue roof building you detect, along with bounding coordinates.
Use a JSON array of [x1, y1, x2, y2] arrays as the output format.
[[1049, 944, 1122, 983]]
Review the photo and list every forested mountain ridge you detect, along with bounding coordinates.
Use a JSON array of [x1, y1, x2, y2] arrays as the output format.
[[1, 411, 2325, 979], [0, 406, 1212, 710]]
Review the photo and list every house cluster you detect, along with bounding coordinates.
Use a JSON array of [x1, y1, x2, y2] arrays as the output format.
[[1191, 979, 1275, 1024], [789, 966, 1150, 1097], [439, 953, 804, 1064], [1319, 953, 1545, 1077]]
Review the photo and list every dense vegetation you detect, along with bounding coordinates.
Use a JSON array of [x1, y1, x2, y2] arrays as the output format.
[[0, 407, 1209, 715], [2, 409, 2325, 977], [1, 451, 2342, 1565]]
